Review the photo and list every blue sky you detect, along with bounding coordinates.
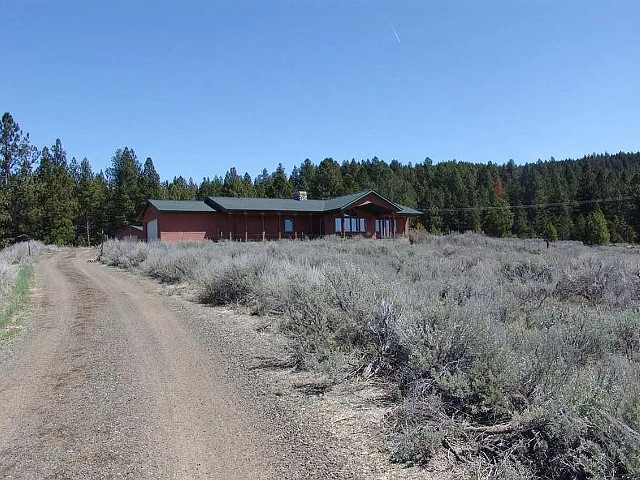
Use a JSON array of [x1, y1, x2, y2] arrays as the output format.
[[3, 1, 639, 181]]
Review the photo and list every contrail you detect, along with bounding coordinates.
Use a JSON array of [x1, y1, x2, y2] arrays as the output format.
[[389, 22, 401, 43]]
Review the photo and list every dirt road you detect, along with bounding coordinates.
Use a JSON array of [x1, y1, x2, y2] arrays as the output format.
[[0, 250, 357, 479]]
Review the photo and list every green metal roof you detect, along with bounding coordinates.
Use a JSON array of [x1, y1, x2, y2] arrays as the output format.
[[395, 205, 423, 216], [147, 199, 215, 213], [147, 190, 423, 216], [206, 196, 327, 213], [322, 190, 374, 211], [206, 189, 422, 215]]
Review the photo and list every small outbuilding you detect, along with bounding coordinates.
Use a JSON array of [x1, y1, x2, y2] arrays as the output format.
[[140, 189, 422, 243], [114, 225, 145, 241]]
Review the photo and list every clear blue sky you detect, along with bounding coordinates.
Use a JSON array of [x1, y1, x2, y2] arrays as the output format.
[[3, 0, 639, 181]]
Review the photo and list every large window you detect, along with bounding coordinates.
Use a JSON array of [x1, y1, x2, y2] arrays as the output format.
[[284, 218, 294, 232], [336, 215, 366, 233]]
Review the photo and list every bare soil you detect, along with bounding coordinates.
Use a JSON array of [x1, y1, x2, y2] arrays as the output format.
[[0, 250, 430, 479]]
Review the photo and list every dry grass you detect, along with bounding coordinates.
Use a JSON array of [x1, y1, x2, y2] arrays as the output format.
[[0, 241, 46, 333], [102, 233, 640, 479]]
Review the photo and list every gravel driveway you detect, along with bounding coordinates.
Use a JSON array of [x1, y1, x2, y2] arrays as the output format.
[[0, 250, 360, 479]]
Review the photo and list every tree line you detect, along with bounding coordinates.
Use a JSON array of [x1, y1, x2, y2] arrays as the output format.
[[1, 111, 639, 246]]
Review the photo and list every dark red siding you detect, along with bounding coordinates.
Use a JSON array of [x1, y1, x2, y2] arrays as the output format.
[[141, 203, 413, 243], [115, 226, 144, 241]]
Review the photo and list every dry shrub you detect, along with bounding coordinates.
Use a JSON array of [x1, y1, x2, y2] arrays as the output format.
[[102, 236, 640, 478]]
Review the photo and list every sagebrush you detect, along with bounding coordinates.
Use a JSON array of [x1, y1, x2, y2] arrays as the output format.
[[102, 234, 640, 479]]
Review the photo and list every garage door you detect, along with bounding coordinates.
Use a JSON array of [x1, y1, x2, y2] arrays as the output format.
[[146, 219, 158, 242]]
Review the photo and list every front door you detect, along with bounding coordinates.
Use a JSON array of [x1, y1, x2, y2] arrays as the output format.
[[146, 219, 158, 242]]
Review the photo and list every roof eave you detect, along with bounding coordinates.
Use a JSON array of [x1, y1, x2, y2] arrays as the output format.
[[338, 189, 404, 213]]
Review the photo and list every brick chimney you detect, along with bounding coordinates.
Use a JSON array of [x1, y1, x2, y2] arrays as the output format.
[[292, 191, 308, 201]]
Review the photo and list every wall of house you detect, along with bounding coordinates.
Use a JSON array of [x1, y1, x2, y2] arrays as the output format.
[[213, 213, 324, 241], [141, 203, 412, 243], [142, 207, 216, 243], [159, 212, 215, 243], [396, 217, 409, 236], [325, 212, 411, 238], [115, 226, 144, 241], [350, 192, 397, 211]]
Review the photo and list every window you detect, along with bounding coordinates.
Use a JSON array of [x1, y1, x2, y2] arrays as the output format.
[[284, 218, 294, 232], [376, 219, 391, 238], [337, 215, 366, 233]]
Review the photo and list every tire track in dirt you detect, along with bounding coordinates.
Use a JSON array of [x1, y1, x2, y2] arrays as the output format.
[[0, 250, 353, 479]]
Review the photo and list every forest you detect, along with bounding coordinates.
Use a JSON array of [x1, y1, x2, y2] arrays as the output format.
[[1, 110, 639, 246]]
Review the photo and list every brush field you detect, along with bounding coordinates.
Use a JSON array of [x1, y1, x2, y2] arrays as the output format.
[[102, 234, 640, 479]]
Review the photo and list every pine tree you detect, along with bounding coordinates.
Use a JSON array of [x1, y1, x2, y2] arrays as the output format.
[[544, 222, 558, 242], [106, 147, 143, 233], [222, 168, 249, 197], [92, 172, 109, 240], [10, 158, 41, 238], [73, 158, 99, 245], [265, 164, 294, 198], [1, 113, 37, 239], [512, 206, 532, 238], [198, 176, 223, 198], [481, 199, 513, 237], [297, 159, 316, 192], [573, 214, 587, 241], [1, 112, 36, 186], [584, 208, 610, 246], [0, 183, 9, 240], [312, 158, 343, 198], [36, 140, 78, 245], [141, 157, 161, 200]]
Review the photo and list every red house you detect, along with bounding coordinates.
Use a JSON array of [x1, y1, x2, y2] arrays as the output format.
[[141, 190, 422, 243]]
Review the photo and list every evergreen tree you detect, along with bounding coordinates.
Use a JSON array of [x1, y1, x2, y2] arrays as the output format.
[[544, 222, 558, 243], [92, 171, 109, 240], [141, 157, 161, 200], [36, 140, 78, 245], [199, 176, 223, 198], [106, 147, 142, 233], [73, 158, 100, 245], [254, 168, 270, 197], [9, 157, 40, 238], [222, 167, 250, 197], [311, 158, 343, 198], [573, 214, 587, 241], [296, 158, 316, 192], [481, 199, 513, 238], [264, 164, 294, 198], [1, 113, 37, 238], [512, 206, 532, 238], [608, 216, 636, 244], [1, 112, 36, 186], [584, 208, 610, 246]]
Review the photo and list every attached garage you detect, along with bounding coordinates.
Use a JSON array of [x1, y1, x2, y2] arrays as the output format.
[[142, 200, 216, 243]]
